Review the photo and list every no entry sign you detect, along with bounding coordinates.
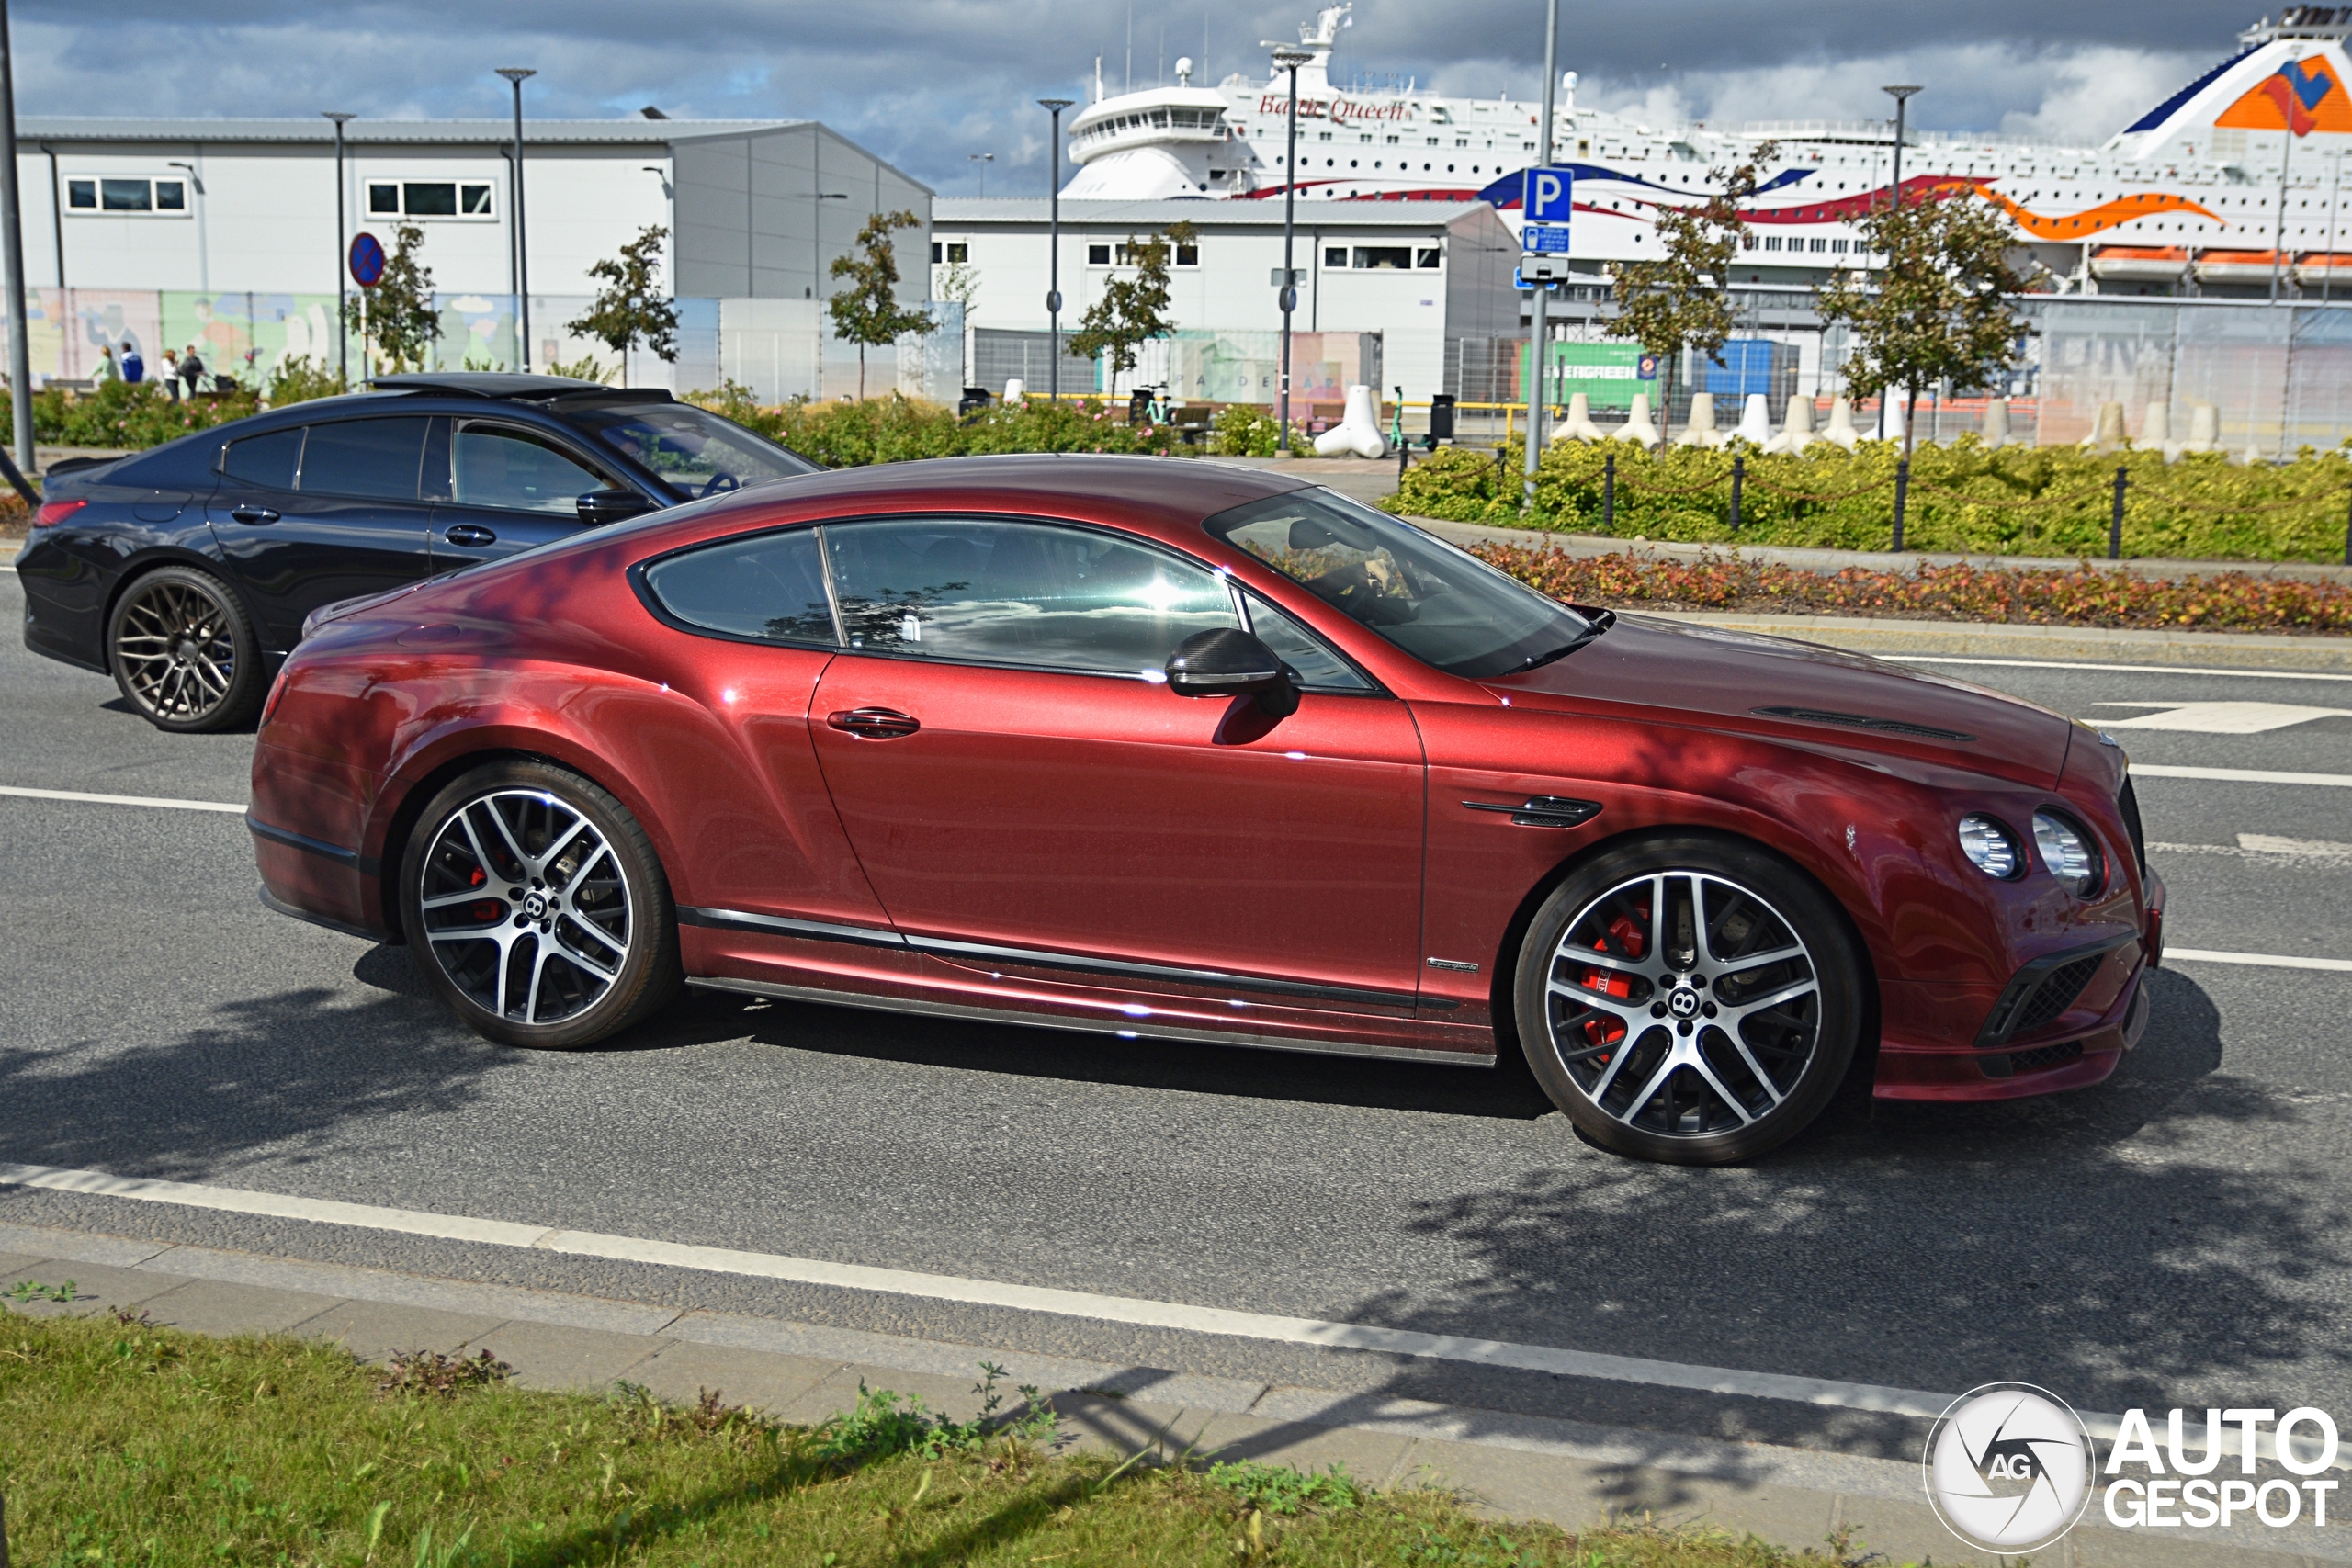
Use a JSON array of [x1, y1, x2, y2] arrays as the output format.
[[349, 232, 386, 288]]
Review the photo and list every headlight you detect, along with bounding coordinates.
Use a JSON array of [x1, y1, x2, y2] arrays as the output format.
[[2033, 811, 2105, 897], [1957, 814, 2022, 879]]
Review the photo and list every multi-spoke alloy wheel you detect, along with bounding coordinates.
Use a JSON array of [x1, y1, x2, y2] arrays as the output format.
[[1516, 838, 1860, 1164], [401, 762, 679, 1048], [107, 566, 262, 731]]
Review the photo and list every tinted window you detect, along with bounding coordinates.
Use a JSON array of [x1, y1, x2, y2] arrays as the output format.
[[221, 426, 304, 491], [404, 182, 458, 216], [643, 529, 834, 645], [581, 404, 820, 500], [1204, 489, 1590, 680], [824, 519, 1238, 676], [451, 424, 609, 514], [1244, 592, 1373, 691], [101, 179, 152, 211], [298, 417, 429, 501]]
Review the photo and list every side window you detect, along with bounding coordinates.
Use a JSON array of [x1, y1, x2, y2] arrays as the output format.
[[642, 529, 835, 645], [451, 423, 612, 514], [297, 417, 431, 501], [1243, 592, 1374, 692], [822, 519, 1238, 676], [221, 426, 304, 491]]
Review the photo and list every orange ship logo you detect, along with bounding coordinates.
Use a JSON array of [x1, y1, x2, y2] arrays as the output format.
[[2217, 55, 2352, 136]]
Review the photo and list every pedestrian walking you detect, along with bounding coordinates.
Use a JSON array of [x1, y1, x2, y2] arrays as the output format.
[[157, 348, 182, 400], [93, 344, 119, 383], [179, 344, 207, 398], [119, 343, 145, 384]]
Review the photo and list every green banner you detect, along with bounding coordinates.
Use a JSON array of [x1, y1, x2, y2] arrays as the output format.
[[1516, 341, 1648, 411]]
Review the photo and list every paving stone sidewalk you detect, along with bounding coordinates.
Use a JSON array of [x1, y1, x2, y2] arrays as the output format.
[[0, 1220, 2335, 1567]]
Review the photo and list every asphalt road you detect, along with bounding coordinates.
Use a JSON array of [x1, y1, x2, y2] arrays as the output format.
[[4, 564, 2349, 1463]]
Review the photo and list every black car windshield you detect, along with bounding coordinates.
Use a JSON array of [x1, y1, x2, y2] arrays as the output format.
[[1203, 488, 1592, 679], [576, 404, 820, 501]]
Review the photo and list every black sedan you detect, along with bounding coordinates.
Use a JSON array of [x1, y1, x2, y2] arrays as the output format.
[[16, 372, 820, 732]]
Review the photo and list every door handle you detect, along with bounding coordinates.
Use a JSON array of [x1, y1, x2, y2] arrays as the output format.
[[230, 505, 278, 525], [443, 525, 498, 547], [827, 706, 921, 739]]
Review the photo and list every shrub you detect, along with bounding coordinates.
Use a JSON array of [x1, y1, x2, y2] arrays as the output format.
[[0, 379, 262, 451], [264, 353, 344, 407], [1389, 434, 2352, 564], [682, 389, 1196, 468]]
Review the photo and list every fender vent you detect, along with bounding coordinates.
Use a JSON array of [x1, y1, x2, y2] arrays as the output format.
[[1751, 705, 1976, 743], [2014, 953, 2104, 1033]]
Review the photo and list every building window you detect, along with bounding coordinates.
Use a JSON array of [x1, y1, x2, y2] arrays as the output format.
[[1324, 246, 1348, 267], [368, 181, 495, 220], [931, 241, 968, 264], [66, 177, 189, 214], [1830, 238, 1850, 253], [1352, 246, 1411, 269], [1088, 243, 1113, 265], [1764, 235, 1783, 251], [1175, 243, 1199, 266], [1414, 247, 1441, 268], [1318, 131, 1332, 141], [1808, 237, 1827, 253]]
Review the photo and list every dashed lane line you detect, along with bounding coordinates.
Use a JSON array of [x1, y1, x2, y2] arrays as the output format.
[[0, 784, 245, 813], [2167, 948, 2352, 973]]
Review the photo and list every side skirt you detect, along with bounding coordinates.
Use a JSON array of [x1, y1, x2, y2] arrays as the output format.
[[685, 975, 1495, 1068]]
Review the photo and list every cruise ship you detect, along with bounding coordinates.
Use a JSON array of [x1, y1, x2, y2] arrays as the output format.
[[1060, 4, 2352, 294]]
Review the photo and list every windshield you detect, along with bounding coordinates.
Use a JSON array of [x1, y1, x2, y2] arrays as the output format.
[[1203, 488, 1591, 679], [578, 404, 820, 501]]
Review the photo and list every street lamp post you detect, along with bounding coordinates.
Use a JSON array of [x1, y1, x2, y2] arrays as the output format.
[[1881, 85, 1921, 454], [1522, 2, 1559, 508], [1272, 47, 1310, 454], [969, 152, 994, 197], [1881, 85, 1920, 212], [2271, 105, 2299, 305], [497, 68, 537, 371], [1038, 99, 1075, 401], [0, 0, 35, 477], [322, 112, 354, 389]]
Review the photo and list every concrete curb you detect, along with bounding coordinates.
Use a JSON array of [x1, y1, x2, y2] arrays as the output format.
[[0, 1218, 2335, 1566]]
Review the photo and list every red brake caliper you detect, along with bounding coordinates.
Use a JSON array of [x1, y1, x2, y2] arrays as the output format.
[[1575, 905, 1648, 1064]]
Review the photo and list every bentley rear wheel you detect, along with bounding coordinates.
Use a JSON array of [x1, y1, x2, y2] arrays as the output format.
[[107, 565, 263, 732], [1516, 836, 1862, 1165], [400, 760, 680, 1049]]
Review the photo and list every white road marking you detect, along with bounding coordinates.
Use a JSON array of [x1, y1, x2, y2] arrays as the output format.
[[1897, 655, 2352, 682], [3, 1159, 2336, 1469], [2095, 700, 2352, 733], [2167, 948, 2352, 973], [0, 784, 245, 814], [2132, 763, 2352, 787], [2150, 835, 2352, 864]]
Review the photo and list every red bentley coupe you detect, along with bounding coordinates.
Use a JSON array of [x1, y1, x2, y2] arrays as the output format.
[[249, 456, 2161, 1164]]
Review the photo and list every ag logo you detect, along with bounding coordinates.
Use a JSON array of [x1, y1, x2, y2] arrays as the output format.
[[1923, 1382, 2095, 1553]]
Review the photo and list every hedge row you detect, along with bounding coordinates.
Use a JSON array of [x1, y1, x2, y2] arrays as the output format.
[[1390, 437, 2352, 564], [1476, 543, 2352, 634]]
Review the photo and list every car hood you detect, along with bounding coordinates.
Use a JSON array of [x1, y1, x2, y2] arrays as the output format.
[[1488, 613, 2075, 788]]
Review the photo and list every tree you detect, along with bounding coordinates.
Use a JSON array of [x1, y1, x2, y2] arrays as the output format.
[[568, 224, 680, 387], [1604, 145, 1776, 446], [340, 223, 440, 375], [1815, 185, 2034, 456], [829, 209, 932, 400], [1068, 220, 1196, 386]]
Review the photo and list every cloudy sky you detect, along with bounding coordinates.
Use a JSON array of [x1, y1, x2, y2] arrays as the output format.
[[18, 0, 2237, 192]]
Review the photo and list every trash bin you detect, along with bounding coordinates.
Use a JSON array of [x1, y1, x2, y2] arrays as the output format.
[[1429, 393, 1456, 441], [956, 387, 992, 418]]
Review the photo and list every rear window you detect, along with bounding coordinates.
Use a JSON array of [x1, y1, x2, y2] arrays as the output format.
[[640, 528, 836, 645], [221, 427, 304, 491], [299, 417, 431, 501]]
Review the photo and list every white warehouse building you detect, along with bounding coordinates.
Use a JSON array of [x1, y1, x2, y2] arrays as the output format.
[[6, 115, 933, 393]]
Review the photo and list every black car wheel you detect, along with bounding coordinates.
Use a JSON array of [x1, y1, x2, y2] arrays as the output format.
[[1515, 834, 1863, 1166], [106, 565, 265, 732], [400, 759, 681, 1049]]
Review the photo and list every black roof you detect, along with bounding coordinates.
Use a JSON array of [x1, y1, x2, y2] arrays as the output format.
[[368, 372, 673, 403]]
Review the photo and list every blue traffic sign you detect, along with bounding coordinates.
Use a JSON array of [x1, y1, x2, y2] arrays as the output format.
[[1637, 354, 1659, 380], [1521, 165, 1575, 225], [348, 232, 386, 288]]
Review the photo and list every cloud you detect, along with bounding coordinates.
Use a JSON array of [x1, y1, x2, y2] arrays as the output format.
[[11, 0, 2243, 193]]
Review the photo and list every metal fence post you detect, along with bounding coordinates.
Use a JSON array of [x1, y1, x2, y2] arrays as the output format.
[[1603, 450, 1615, 532], [1892, 458, 1910, 552], [1729, 455, 1745, 534], [2109, 466, 2128, 560]]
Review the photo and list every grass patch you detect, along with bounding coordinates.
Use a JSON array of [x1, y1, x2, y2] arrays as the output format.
[[0, 1313, 1923, 1565]]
